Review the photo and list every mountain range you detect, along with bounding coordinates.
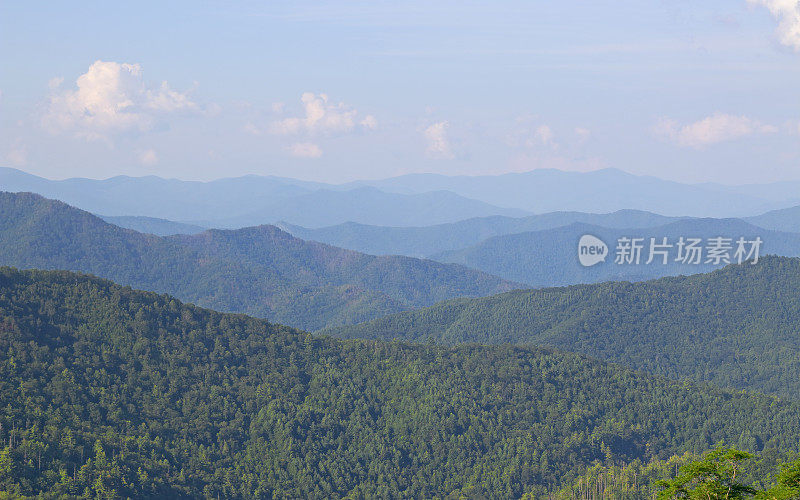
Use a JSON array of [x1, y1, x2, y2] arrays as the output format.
[[279, 209, 681, 258], [0, 167, 527, 228], [746, 205, 800, 233], [0, 191, 515, 330], [346, 168, 800, 217], [100, 215, 207, 235], [4, 167, 800, 229], [431, 219, 800, 286]]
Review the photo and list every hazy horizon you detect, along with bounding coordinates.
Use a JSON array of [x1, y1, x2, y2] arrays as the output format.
[[1, 1, 798, 185], [5, 165, 800, 189]]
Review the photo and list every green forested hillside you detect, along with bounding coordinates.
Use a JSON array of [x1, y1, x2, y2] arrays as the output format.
[[0, 191, 514, 330], [327, 256, 800, 398], [3, 268, 800, 497]]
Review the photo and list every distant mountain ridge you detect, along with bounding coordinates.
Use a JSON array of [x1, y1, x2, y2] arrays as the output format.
[[344, 168, 800, 217], [280, 209, 682, 258], [0, 191, 515, 330], [4, 167, 800, 227], [745, 205, 800, 233], [430, 218, 800, 286], [0, 167, 527, 228], [195, 186, 529, 228], [100, 215, 207, 235]]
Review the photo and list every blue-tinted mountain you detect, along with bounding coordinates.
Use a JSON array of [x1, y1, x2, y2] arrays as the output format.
[[431, 219, 800, 286], [281, 209, 680, 257], [0, 167, 528, 228], [201, 186, 529, 228], [746, 205, 800, 234], [348, 168, 793, 217], [100, 215, 207, 235]]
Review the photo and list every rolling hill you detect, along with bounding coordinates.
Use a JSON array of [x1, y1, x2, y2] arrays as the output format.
[[327, 256, 800, 398], [3, 267, 800, 497], [431, 219, 800, 286], [0, 191, 515, 330]]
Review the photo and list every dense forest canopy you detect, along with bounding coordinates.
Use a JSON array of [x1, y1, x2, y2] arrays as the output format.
[[328, 256, 800, 398], [3, 268, 800, 497]]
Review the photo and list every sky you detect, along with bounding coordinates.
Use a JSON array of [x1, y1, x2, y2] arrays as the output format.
[[1, 0, 799, 184]]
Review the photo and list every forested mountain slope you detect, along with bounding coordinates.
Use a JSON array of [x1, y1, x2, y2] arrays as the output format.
[[2, 268, 800, 498], [328, 256, 800, 398], [0, 192, 514, 330]]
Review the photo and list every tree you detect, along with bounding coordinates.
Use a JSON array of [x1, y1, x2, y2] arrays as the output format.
[[657, 448, 757, 499], [758, 458, 800, 500]]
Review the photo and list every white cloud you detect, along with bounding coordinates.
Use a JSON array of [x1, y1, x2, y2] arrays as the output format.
[[138, 148, 159, 166], [43, 60, 197, 141], [288, 142, 323, 158], [748, 0, 800, 50], [271, 92, 375, 136], [506, 117, 559, 150], [423, 121, 455, 159], [268, 93, 376, 157], [360, 114, 378, 130], [528, 125, 557, 148], [654, 113, 778, 148]]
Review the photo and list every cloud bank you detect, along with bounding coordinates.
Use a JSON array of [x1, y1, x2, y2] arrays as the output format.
[[654, 113, 778, 148], [268, 92, 376, 158], [271, 92, 376, 136], [423, 121, 454, 159], [43, 60, 198, 141]]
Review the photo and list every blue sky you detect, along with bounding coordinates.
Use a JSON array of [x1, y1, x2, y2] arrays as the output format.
[[1, 0, 798, 184]]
